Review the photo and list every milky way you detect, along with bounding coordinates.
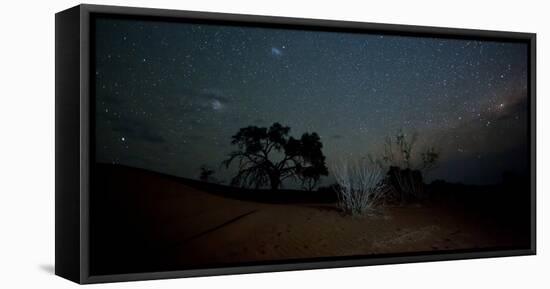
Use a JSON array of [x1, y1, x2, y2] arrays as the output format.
[[94, 16, 529, 186]]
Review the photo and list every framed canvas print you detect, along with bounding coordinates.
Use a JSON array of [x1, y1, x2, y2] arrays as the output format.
[[55, 4, 536, 284]]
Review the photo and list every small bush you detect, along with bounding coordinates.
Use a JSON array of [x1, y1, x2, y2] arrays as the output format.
[[331, 159, 389, 216], [386, 166, 425, 203], [369, 130, 439, 204]]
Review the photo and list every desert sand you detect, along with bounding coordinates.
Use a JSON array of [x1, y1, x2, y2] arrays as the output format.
[[89, 164, 529, 275]]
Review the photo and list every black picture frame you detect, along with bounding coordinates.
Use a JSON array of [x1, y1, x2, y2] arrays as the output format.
[[55, 4, 536, 284]]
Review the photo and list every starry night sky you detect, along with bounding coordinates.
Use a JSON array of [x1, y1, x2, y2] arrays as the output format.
[[94, 16, 529, 187]]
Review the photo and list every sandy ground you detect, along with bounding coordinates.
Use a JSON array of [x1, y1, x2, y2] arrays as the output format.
[[165, 189, 519, 266], [91, 165, 528, 274]]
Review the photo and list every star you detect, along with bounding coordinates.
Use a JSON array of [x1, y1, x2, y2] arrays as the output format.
[[93, 16, 528, 187]]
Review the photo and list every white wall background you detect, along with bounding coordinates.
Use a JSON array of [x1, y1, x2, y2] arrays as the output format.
[[0, 0, 547, 287]]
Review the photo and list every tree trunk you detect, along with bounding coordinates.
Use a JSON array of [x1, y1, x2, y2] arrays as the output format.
[[269, 172, 281, 190]]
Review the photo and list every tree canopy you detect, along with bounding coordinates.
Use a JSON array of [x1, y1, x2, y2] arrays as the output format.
[[223, 123, 328, 190]]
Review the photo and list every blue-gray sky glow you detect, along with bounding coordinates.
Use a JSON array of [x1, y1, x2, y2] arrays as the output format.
[[94, 17, 529, 186]]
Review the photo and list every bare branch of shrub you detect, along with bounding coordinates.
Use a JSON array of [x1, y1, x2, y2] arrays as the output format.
[[331, 159, 389, 216]]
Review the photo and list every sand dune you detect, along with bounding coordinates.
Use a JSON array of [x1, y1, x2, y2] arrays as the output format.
[[90, 164, 528, 275]]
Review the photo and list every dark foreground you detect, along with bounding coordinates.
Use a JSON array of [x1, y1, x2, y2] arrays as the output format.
[[89, 164, 531, 276]]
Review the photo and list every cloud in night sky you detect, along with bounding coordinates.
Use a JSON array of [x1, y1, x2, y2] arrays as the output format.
[[196, 88, 231, 111], [160, 88, 232, 114], [93, 16, 529, 186], [271, 47, 283, 57]]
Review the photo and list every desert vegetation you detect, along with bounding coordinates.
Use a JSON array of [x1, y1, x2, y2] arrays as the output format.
[[329, 130, 440, 216], [199, 165, 215, 182], [331, 159, 390, 216], [369, 130, 440, 204], [221, 124, 440, 216], [222, 122, 328, 190], [90, 127, 530, 275]]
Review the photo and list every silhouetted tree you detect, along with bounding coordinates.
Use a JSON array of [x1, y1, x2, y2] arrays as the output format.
[[288, 133, 329, 191], [370, 129, 439, 172], [223, 123, 328, 190], [420, 147, 439, 171], [369, 129, 440, 203], [199, 165, 215, 183]]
